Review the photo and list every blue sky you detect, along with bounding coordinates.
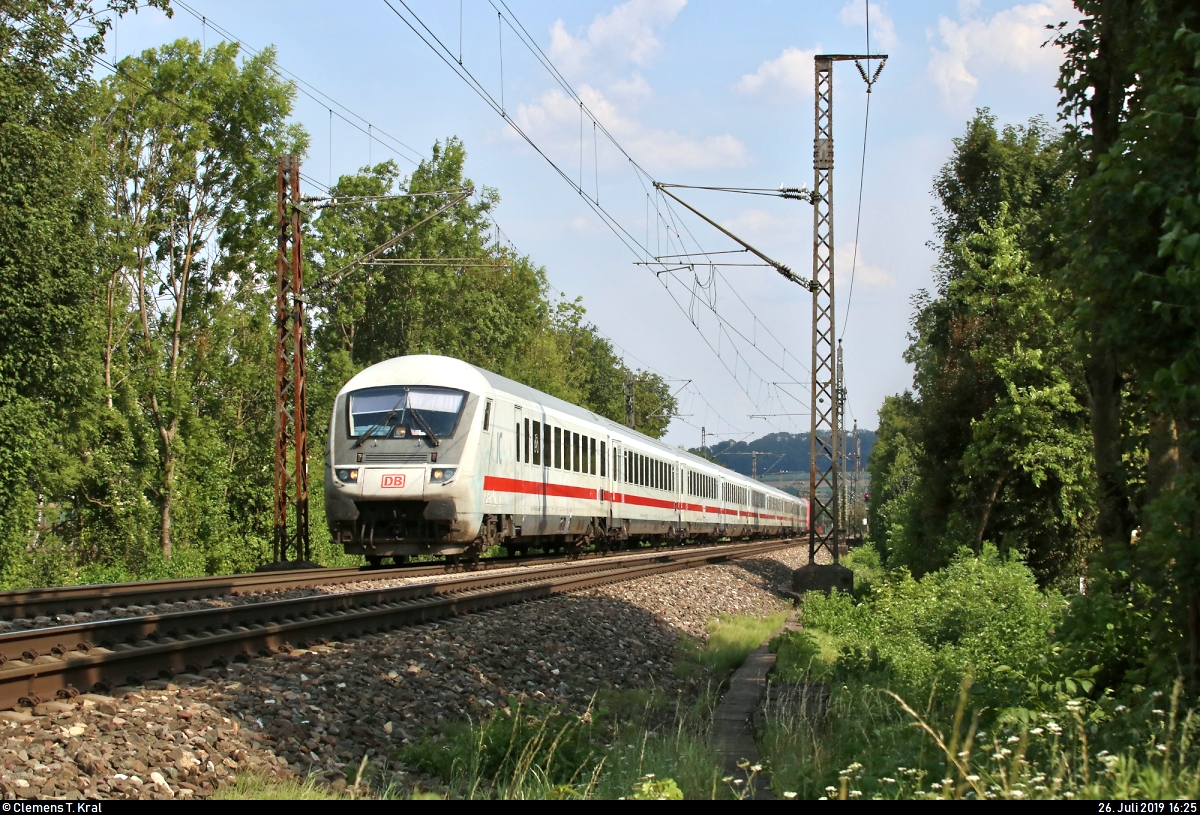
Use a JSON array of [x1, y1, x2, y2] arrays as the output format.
[[113, 0, 1075, 449]]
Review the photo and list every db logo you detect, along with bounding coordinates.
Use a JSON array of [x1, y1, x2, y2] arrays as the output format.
[[381, 474, 407, 489]]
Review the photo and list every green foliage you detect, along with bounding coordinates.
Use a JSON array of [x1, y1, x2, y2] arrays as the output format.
[[628, 775, 684, 800], [0, 5, 677, 587], [1050, 0, 1200, 692], [871, 112, 1094, 588], [399, 701, 601, 792], [785, 546, 1061, 699], [675, 611, 787, 679]]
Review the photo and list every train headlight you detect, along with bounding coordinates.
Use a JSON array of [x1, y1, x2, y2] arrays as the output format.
[[335, 468, 359, 483], [429, 467, 456, 484]]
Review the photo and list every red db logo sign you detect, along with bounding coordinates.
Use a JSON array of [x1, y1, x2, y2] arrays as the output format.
[[381, 474, 406, 489]]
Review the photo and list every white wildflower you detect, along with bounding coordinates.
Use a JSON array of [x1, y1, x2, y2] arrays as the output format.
[[783, 792, 798, 799], [1030, 727, 1045, 735], [881, 778, 897, 784], [1007, 735, 1021, 744], [966, 775, 980, 783], [849, 791, 862, 798], [1153, 709, 1165, 716]]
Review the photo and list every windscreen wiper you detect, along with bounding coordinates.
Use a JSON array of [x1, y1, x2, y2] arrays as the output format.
[[408, 407, 441, 447], [352, 392, 407, 449]]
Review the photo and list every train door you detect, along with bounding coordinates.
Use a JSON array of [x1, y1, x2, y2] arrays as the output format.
[[611, 440, 624, 533], [514, 405, 524, 528], [496, 402, 515, 515], [603, 435, 614, 528], [674, 464, 683, 530], [718, 476, 727, 536]]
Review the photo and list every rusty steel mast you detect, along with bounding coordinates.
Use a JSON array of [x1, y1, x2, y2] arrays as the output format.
[[808, 54, 885, 567], [273, 155, 311, 565]]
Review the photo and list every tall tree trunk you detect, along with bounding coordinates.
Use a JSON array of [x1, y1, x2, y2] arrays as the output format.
[[160, 443, 174, 561], [1084, 348, 1133, 558], [975, 474, 1006, 553], [1082, 0, 1137, 565]]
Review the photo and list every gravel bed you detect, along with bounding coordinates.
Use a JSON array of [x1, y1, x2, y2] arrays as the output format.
[[0, 544, 807, 798]]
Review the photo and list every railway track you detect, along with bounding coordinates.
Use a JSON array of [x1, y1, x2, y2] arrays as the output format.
[[0, 538, 801, 710], [0, 542, 757, 621]]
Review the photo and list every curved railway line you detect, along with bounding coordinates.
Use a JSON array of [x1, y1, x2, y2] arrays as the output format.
[[0, 538, 802, 711]]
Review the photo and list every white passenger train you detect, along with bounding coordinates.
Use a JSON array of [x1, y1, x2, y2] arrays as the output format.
[[324, 355, 808, 563]]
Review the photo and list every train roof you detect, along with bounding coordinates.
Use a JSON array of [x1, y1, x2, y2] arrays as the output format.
[[341, 355, 802, 501]]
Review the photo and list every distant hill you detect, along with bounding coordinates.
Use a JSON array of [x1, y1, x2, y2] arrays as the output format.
[[687, 430, 876, 487]]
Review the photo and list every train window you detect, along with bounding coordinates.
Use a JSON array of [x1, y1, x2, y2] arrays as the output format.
[[573, 433, 581, 473], [524, 418, 531, 463], [624, 450, 629, 483], [515, 418, 521, 461], [590, 438, 597, 475], [532, 421, 541, 466], [581, 435, 589, 474], [554, 426, 562, 469], [600, 441, 606, 477], [483, 399, 492, 431], [642, 455, 647, 487]]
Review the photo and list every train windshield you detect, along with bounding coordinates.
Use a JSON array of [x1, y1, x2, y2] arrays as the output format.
[[348, 387, 466, 439]]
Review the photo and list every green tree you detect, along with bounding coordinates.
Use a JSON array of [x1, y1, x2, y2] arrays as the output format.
[[871, 112, 1094, 588], [306, 147, 676, 440], [0, 0, 165, 586], [1053, 0, 1200, 687], [98, 38, 305, 563]]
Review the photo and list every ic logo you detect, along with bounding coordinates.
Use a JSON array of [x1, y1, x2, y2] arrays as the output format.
[[381, 474, 406, 489]]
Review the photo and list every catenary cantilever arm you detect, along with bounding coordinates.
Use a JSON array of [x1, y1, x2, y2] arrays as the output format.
[[653, 182, 814, 292]]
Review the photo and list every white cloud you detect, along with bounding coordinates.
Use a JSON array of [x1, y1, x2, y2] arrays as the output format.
[[568, 215, 604, 237], [928, 0, 1076, 107], [513, 85, 747, 172], [838, 2, 897, 49], [737, 46, 822, 100], [548, 0, 687, 77], [837, 242, 893, 288], [607, 70, 653, 102]]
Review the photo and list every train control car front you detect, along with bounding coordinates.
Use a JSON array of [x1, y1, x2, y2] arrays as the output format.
[[324, 355, 490, 562]]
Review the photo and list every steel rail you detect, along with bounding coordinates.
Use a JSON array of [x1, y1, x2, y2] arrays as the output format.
[[0, 539, 794, 620], [0, 539, 799, 710]]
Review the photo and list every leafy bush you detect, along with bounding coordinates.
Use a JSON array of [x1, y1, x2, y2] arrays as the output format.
[[791, 545, 1061, 696]]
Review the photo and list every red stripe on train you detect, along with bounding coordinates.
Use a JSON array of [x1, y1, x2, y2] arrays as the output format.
[[482, 476, 599, 501], [482, 478, 799, 522]]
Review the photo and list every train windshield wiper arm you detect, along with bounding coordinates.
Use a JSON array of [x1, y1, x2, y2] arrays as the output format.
[[352, 392, 407, 448], [408, 407, 440, 447]]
